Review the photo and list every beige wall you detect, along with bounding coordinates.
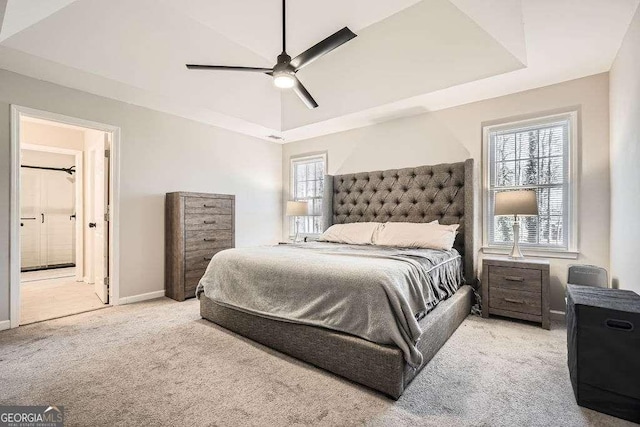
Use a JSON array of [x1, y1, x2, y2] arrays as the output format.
[[21, 120, 85, 151], [283, 73, 611, 312], [610, 8, 640, 294], [0, 69, 283, 323]]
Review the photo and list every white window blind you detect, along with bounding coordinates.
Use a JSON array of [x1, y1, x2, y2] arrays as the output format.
[[486, 115, 574, 250], [291, 154, 325, 235]]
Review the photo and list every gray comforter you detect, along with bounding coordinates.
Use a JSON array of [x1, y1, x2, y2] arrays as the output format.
[[196, 242, 463, 368]]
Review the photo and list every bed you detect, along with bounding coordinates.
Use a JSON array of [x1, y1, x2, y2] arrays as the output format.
[[198, 159, 477, 399]]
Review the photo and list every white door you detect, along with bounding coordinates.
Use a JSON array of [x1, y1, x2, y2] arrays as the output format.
[[86, 133, 109, 303]]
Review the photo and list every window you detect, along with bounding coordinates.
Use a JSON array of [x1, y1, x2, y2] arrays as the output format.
[[290, 153, 326, 235], [483, 112, 577, 252]]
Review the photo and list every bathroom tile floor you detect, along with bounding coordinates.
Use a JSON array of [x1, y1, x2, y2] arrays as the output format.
[[20, 271, 108, 325]]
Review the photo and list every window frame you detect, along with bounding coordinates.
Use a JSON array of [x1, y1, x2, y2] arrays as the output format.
[[482, 111, 579, 258], [289, 152, 327, 238]]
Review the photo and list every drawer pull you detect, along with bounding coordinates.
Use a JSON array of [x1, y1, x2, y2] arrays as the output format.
[[504, 276, 524, 282], [203, 204, 216, 208], [204, 256, 213, 261], [204, 238, 216, 242], [203, 220, 217, 224], [504, 298, 525, 304], [605, 319, 634, 331]]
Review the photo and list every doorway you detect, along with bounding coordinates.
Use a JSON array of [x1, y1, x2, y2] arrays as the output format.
[[9, 106, 120, 327]]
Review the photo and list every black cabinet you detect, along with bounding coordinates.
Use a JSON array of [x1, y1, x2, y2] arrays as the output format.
[[567, 284, 640, 423]]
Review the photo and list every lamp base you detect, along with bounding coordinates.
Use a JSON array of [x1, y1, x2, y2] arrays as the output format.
[[293, 217, 301, 243], [509, 244, 525, 259], [509, 219, 525, 259]]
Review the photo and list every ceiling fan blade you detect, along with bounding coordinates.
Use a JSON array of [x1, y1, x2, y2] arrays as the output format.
[[186, 64, 272, 73], [290, 27, 356, 71], [293, 77, 318, 109]]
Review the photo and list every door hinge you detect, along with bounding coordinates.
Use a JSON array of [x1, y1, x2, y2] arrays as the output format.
[[105, 149, 110, 158], [104, 205, 110, 222], [105, 276, 110, 289]]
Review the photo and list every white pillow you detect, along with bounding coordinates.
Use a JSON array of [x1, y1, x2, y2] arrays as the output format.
[[374, 222, 459, 251], [318, 222, 382, 245]]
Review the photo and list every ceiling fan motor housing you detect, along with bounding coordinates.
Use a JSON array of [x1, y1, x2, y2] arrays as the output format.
[[274, 53, 294, 74]]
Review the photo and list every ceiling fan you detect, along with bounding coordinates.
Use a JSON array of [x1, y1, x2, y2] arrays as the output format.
[[185, 0, 357, 109]]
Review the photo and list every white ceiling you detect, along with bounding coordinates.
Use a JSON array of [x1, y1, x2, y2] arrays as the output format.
[[0, 0, 638, 142], [280, 0, 525, 129], [0, 0, 77, 41], [164, 0, 423, 62]]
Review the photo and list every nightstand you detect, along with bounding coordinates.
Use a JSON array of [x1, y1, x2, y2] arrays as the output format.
[[482, 257, 550, 329]]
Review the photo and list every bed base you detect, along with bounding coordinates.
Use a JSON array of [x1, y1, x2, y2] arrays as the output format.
[[200, 285, 472, 399]]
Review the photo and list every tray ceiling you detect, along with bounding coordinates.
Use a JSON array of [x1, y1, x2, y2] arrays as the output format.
[[0, 0, 638, 142]]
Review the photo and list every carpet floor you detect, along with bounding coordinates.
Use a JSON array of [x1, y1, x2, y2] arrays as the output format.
[[0, 297, 633, 426]]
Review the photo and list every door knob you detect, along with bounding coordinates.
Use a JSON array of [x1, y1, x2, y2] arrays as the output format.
[[89, 222, 97, 228]]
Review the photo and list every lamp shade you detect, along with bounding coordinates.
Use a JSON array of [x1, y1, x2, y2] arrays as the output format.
[[494, 190, 538, 216], [286, 201, 309, 216]]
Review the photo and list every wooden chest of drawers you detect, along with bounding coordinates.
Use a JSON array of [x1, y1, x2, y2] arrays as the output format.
[[165, 192, 235, 301], [481, 257, 550, 329]]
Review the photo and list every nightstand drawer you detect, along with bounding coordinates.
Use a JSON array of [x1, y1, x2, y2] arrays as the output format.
[[490, 287, 541, 315], [489, 266, 542, 293]]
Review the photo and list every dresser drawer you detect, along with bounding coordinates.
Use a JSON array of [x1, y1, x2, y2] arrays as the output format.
[[184, 247, 232, 296], [490, 287, 541, 315], [185, 230, 233, 252], [489, 266, 542, 293], [185, 197, 232, 215], [185, 214, 232, 231], [185, 247, 230, 271], [184, 269, 205, 297]]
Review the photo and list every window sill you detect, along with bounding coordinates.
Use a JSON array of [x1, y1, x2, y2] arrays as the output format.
[[481, 246, 579, 260]]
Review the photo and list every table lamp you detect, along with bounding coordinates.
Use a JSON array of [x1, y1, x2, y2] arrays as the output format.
[[286, 201, 309, 243], [494, 190, 538, 259]]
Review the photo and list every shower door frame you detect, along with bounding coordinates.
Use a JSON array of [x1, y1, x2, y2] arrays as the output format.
[[21, 143, 83, 279]]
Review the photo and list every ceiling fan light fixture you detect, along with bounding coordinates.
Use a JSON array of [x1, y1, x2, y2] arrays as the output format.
[[273, 72, 295, 89]]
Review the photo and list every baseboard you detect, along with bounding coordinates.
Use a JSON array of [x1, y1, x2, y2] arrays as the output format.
[[0, 320, 12, 331], [118, 290, 165, 305], [550, 310, 566, 322]]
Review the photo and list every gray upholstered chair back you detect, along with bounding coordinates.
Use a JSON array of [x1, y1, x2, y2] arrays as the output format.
[[323, 159, 476, 285], [568, 265, 609, 288]]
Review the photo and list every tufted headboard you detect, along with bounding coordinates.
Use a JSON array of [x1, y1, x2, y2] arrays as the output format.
[[322, 159, 476, 285]]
